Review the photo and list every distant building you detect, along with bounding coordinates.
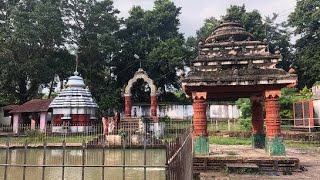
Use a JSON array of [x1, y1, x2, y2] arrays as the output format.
[[10, 99, 53, 133], [0, 105, 19, 125]]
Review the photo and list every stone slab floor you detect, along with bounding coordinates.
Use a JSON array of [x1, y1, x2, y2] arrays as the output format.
[[200, 144, 320, 180]]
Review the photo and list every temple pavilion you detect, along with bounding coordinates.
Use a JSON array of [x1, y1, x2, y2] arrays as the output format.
[[49, 71, 98, 132], [182, 21, 297, 156]]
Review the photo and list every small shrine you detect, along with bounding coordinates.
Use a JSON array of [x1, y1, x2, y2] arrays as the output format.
[[124, 68, 158, 121], [182, 21, 297, 155], [49, 71, 98, 132], [123, 68, 165, 138]]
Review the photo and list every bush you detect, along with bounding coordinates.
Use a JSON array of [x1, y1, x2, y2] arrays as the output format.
[[25, 129, 45, 142], [239, 118, 251, 131]]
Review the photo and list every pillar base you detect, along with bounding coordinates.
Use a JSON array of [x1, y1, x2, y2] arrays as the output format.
[[265, 135, 285, 156], [252, 133, 265, 149], [194, 136, 209, 156]]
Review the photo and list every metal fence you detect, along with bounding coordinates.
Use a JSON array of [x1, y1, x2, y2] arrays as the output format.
[[0, 120, 192, 146], [166, 128, 193, 180], [0, 139, 167, 180], [0, 119, 193, 180]]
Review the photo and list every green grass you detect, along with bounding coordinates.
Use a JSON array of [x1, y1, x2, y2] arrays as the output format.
[[285, 141, 320, 149], [209, 136, 320, 151], [0, 135, 97, 145], [209, 136, 251, 145]]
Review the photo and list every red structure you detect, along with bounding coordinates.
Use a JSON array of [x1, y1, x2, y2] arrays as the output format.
[[150, 95, 158, 118], [182, 20, 297, 155], [193, 92, 208, 137], [265, 90, 282, 138], [125, 96, 132, 117], [293, 100, 315, 129]]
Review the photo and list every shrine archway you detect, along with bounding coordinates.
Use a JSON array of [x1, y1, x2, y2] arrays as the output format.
[[124, 68, 158, 121]]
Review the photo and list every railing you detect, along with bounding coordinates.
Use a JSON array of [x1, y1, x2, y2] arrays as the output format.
[[0, 120, 193, 180], [166, 128, 193, 180], [0, 139, 167, 180], [0, 120, 192, 147]]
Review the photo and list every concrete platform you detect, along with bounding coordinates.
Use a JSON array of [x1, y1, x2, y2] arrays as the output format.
[[194, 145, 300, 173]]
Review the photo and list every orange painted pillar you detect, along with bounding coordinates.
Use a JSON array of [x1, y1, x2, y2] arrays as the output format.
[[264, 90, 285, 155], [150, 95, 158, 122], [193, 98, 207, 137], [265, 91, 281, 138], [192, 92, 208, 155], [250, 96, 265, 148], [125, 95, 131, 117]]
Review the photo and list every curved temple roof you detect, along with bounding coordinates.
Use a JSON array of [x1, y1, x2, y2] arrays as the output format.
[[182, 20, 297, 98], [49, 71, 98, 109], [205, 22, 253, 43]]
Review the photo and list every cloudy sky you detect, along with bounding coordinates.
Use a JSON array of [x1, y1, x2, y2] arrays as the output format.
[[113, 0, 297, 37]]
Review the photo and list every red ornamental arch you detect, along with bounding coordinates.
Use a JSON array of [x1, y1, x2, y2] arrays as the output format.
[[124, 68, 158, 122]]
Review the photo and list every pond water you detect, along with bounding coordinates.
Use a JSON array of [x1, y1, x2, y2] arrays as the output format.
[[0, 148, 166, 180]]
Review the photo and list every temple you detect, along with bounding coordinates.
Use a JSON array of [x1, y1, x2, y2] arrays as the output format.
[[182, 21, 297, 155], [49, 71, 98, 132]]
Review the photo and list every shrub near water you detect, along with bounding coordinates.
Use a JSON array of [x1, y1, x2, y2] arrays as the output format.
[[25, 129, 45, 142]]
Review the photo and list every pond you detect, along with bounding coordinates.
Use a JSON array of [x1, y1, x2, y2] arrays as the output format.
[[0, 148, 166, 180]]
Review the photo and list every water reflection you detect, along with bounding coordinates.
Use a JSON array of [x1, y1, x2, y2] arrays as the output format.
[[0, 148, 166, 180]]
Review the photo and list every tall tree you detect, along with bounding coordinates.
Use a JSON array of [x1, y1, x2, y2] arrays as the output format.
[[288, 0, 320, 88], [114, 0, 189, 102], [62, 0, 121, 110], [0, 0, 67, 104]]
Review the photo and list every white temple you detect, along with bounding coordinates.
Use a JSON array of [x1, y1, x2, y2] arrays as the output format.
[[49, 71, 98, 133]]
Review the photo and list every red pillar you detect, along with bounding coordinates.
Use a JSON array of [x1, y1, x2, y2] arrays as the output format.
[[192, 92, 208, 137], [251, 96, 265, 148], [264, 90, 285, 155], [150, 95, 158, 122], [265, 90, 281, 138], [251, 96, 264, 134], [125, 95, 132, 117]]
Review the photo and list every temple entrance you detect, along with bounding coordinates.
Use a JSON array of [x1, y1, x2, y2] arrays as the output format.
[[182, 21, 297, 156], [124, 68, 158, 122]]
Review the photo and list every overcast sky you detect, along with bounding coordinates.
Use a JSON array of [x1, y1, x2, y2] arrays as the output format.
[[113, 0, 296, 37]]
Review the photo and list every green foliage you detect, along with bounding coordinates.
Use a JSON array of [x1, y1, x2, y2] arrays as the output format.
[[279, 87, 311, 119], [0, 0, 67, 104], [236, 98, 251, 119], [239, 118, 252, 131], [288, 0, 320, 88], [209, 136, 251, 145], [299, 86, 312, 100], [63, 0, 121, 109], [114, 0, 191, 102], [236, 98, 252, 131], [196, 17, 220, 41], [25, 129, 45, 142]]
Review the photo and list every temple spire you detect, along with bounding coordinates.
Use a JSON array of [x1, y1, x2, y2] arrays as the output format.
[[75, 53, 79, 72]]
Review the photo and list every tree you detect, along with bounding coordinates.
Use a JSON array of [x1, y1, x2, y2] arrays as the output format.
[[196, 17, 220, 41], [114, 0, 189, 102], [288, 0, 320, 88], [0, 0, 67, 104], [62, 0, 121, 110]]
